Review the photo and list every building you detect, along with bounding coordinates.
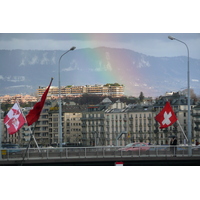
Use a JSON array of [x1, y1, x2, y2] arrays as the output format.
[[1, 92, 198, 147], [81, 98, 154, 146], [192, 103, 200, 143], [81, 98, 113, 146], [0, 94, 37, 104], [37, 84, 124, 98], [153, 93, 196, 145], [126, 105, 154, 145], [63, 105, 87, 144], [48, 104, 87, 146]]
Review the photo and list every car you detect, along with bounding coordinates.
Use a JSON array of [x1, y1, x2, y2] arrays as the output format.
[[192, 144, 200, 150], [118, 142, 150, 151]]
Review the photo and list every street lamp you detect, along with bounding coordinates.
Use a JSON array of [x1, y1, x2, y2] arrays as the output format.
[[58, 46, 76, 147], [168, 36, 191, 156]]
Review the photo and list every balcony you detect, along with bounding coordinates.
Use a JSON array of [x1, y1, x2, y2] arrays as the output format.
[[192, 113, 200, 118], [194, 120, 200, 125], [194, 127, 200, 131]]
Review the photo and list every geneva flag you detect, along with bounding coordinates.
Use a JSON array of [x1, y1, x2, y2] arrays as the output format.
[[155, 101, 177, 129], [4, 103, 26, 135], [26, 78, 53, 126]]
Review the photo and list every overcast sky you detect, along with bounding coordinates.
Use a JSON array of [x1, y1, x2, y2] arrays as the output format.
[[0, 33, 200, 59], [1, 1, 200, 59]]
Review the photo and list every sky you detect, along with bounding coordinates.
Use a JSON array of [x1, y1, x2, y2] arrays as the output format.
[[0, 33, 200, 59], [1, 1, 200, 59]]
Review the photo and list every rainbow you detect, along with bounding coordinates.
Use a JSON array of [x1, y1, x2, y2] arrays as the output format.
[[62, 34, 160, 97]]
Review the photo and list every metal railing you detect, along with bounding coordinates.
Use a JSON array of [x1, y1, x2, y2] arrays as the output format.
[[1, 145, 200, 161]]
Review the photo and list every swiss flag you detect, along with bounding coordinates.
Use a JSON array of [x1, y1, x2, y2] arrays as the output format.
[[4, 103, 26, 135], [155, 101, 177, 129]]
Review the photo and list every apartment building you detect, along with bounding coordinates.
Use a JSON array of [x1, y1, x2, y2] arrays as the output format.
[[81, 98, 154, 146], [125, 105, 154, 145], [191, 104, 200, 143], [48, 104, 87, 146], [153, 93, 196, 145], [81, 98, 113, 146], [37, 84, 124, 98], [98, 102, 153, 146], [107, 85, 124, 98], [81, 93, 198, 146], [1, 92, 199, 147], [81, 98, 138, 146], [0, 94, 37, 103], [63, 105, 87, 144]]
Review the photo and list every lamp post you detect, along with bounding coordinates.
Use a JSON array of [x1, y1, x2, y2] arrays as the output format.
[[168, 36, 191, 156], [58, 47, 76, 148]]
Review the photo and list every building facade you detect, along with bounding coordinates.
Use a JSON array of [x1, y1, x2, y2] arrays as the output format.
[[1, 93, 200, 147], [37, 84, 124, 98], [0, 94, 37, 104]]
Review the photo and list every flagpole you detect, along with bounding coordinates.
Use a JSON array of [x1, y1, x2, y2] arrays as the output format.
[[28, 126, 40, 151], [177, 120, 188, 142], [15, 100, 40, 151], [21, 121, 39, 166]]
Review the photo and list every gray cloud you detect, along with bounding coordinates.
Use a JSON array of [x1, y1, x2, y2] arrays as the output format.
[[0, 33, 199, 59]]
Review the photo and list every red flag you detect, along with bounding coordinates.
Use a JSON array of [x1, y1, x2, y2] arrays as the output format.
[[26, 78, 53, 126], [4, 102, 26, 135], [155, 101, 177, 129]]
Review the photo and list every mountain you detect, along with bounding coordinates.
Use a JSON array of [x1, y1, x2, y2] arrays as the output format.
[[0, 47, 200, 97]]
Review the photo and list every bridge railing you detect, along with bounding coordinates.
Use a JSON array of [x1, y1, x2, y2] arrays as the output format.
[[1, 145, 200, 161]]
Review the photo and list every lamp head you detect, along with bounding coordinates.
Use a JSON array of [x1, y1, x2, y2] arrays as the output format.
[[70, 46, 76, 51], [168, 36, 175, 40]]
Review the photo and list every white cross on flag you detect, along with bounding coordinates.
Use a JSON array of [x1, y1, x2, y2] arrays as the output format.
[[3, 103, 26, 135], [155, 101, 177, 129]]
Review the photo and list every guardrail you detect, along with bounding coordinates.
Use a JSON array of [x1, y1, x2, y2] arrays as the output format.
[[1, 145, 200, 161]]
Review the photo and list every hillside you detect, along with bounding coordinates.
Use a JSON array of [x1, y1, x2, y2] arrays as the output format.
[[0, 47, 200, 97]]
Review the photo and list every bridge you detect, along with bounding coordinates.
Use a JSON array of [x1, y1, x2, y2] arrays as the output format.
[[1, 145, 200, 166]]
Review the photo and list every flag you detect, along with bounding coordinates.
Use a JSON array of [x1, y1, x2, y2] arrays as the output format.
[[26, 78, 53, 126], [155, 101, 177, 129], [4, 102, 26, 135]]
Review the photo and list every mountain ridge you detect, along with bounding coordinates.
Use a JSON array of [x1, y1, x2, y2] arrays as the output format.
[[0, 47, 200, 97]]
